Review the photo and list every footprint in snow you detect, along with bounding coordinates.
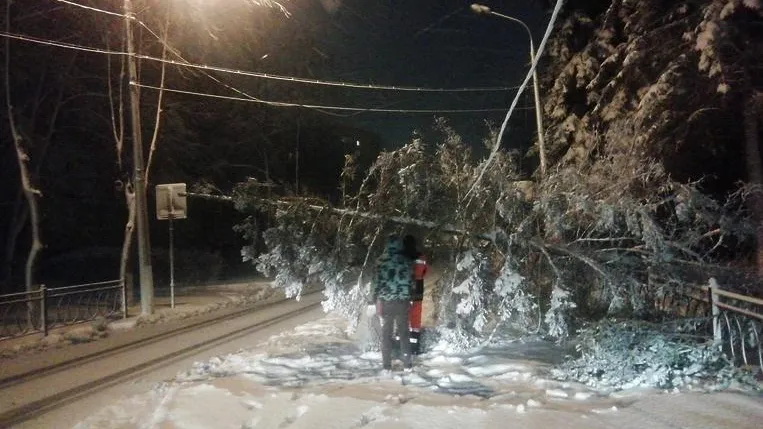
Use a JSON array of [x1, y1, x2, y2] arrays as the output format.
[[278, 405, 310, 428], [278, 415, 295, 428]]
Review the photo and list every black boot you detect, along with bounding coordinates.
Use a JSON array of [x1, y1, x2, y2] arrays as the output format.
[[409, 329, 421, 355]]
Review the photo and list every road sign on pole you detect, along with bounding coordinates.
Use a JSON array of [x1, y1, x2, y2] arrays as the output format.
[[156, 183, 187, 220], [155, 183, 187, 309]]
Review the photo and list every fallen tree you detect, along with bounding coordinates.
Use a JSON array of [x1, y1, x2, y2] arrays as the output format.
[[230, 119, 754, 345]]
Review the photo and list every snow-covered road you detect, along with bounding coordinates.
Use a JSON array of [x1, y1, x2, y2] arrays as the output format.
[[63, 313, 762, 429], [4, 296, 324, 428], [76, 382, 763, 429]]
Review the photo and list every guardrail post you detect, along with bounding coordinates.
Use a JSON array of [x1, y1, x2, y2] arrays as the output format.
[[121, 278, 128, 319], [708, 277, 721, 345], [40, 285, 48, 337]]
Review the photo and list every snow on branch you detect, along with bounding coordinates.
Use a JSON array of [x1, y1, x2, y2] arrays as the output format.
[[226, 117, 753, 349]]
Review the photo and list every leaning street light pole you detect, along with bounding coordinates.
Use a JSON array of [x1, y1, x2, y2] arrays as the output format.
[[124, 0, 154, 315], [470, 4, 547, 179]]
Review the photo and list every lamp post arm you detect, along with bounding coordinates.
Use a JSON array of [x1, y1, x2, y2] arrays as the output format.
[[489, 11, 535, 50]]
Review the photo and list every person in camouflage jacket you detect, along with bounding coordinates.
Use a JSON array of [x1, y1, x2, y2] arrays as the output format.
[[373, 237, 413, 301], [373, 236, 413, 371]]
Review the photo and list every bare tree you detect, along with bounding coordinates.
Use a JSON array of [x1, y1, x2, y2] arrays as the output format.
[[144, 1, 171, 186], [3, 0, 41, 294], [0, 52, 79, 291]]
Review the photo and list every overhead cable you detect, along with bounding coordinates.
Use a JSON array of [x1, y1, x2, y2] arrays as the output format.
[[133, 83, 530, 114], [0, 31, 124, 56], [54, 0, 188, 63], [51, 0, 526, 118], [0, 31, 523, 115], [56, 0, 123, 18], [41, 0, 524, 93], [135, 55, 521, 92], [1, 30, 520, 94]]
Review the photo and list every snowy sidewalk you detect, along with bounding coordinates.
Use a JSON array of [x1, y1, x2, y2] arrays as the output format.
[[73, 313, 763, 429], [0, 281, 277, 380]]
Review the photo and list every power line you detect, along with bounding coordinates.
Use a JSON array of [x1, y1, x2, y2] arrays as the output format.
[[50, 0, 296, 119], [133, 83, 530, 114], [52, 0, 290, 110], [0, 31, 523, 115], [0, 31, 124, 56], [53, 0, 187, 64], [56, 0, 123, 18], [136, 55, 520, 93], [0, 29, 522, 93], [42, 0, 531, 119], [47, 0, 524, 93]]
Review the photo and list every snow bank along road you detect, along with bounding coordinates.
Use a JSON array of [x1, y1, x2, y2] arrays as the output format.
[[0, 291, 323, 428]]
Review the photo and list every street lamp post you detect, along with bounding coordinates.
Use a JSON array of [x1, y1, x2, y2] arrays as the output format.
[[124, 0, 154, 315], [471, 4, 547, 179]]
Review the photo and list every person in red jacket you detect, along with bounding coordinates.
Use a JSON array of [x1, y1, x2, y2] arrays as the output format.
[[403, 235, 426, 354]]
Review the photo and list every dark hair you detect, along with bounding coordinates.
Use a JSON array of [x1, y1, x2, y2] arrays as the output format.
[[402, 235, 419, 259]]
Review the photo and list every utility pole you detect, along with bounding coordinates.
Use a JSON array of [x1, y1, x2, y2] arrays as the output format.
[[124, 0, 154, 315], [295, 116, 300, 195], [528, 43, 547, 179]]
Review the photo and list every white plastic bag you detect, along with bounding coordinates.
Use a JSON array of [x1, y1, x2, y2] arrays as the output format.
[[365, 304, 377, 318], [354, 305, 382, 351]]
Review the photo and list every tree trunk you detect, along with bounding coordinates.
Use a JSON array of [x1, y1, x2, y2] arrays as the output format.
[[743, 94, 763, 278], [5, 3, 42, 295], [0, 34, 74, 294], [120, 184, 137, 306]]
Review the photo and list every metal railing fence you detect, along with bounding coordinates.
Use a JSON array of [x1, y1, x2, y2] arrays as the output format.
[[0, 280, 125, 341], [0, 289, 44, 338], [661, 278, 763, 371]]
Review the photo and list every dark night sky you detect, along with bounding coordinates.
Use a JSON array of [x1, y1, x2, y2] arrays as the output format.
[[307, 0, 549, 149], [0, 0, 553, 286], [0, 0, 552, 203], [182, 0, 551, 151]]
